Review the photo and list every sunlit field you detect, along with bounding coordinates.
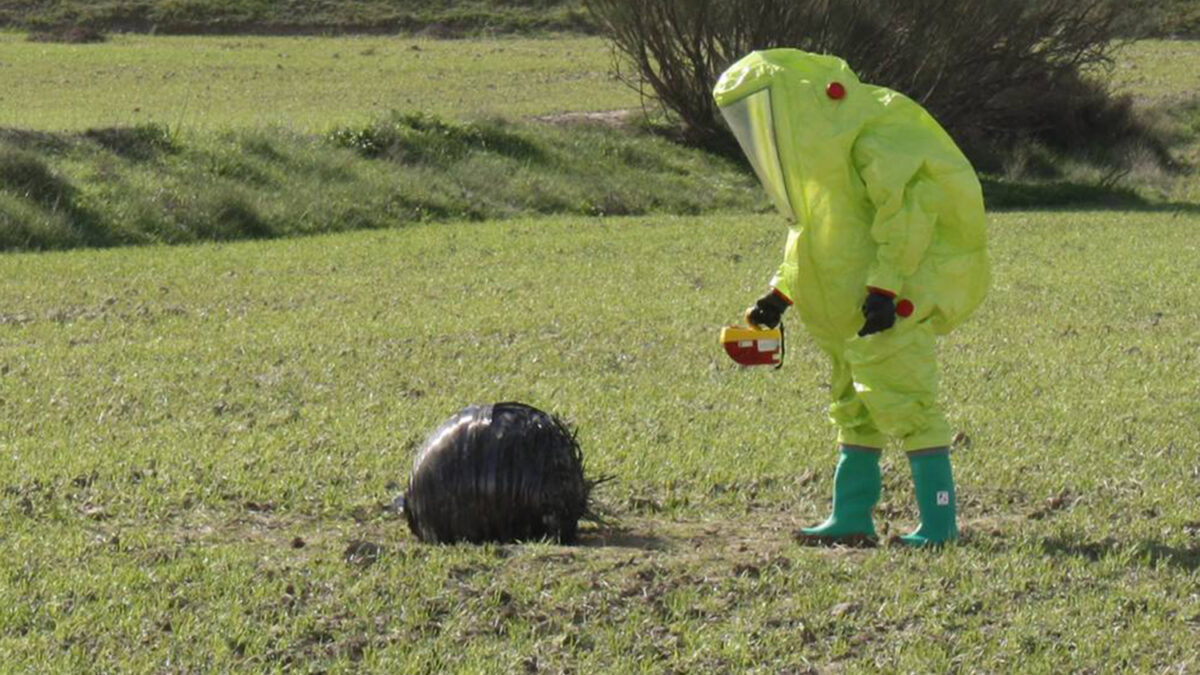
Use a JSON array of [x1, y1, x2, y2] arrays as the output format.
[[1, 210, 1198, 673], [2, 22, 1199, 672], [0, 32, 635, 131]]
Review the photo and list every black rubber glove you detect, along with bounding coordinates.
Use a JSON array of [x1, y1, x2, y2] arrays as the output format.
[[744, 290, 789, 329], [858, 290, 896, 336]]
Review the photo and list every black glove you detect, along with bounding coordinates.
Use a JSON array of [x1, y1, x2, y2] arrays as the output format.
[[858, 290, 896, 336], [744, 290, 789, 329]]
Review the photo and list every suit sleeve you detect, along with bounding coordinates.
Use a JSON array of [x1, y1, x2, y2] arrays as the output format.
[[768, 227, 802, 303], [852, 129, 937, 296]]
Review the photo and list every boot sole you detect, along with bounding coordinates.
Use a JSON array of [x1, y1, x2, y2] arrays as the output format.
[[886, 534, 957, 549], [792, 531, 878, 548]]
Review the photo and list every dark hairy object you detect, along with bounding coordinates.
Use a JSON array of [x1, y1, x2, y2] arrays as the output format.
[[402, 402, 600, 544]]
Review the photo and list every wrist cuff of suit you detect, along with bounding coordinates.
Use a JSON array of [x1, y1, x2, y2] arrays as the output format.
[[763, 285, 792, 305], [866, 286, 914, 317], [760, 288, 792, 311]]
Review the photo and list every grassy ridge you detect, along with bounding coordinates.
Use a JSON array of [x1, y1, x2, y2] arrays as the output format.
[[0, 34, 1194, 250], [5, 113, 1188, 253], [1, 210, 1198, 672], [0, 115, 760, 251], [2, 0, 1196, 36], [0, 0, 592, 36]]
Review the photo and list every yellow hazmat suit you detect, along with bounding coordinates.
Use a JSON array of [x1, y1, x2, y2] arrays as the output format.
[[714, 49, 988, 451], [715, 49, 989, 546]]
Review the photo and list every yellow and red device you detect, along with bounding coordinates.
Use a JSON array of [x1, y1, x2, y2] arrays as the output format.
[[720, 324, 785, 368]]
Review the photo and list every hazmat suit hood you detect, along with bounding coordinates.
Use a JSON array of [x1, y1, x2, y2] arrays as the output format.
[[713, 49, 989, 339], [714, 50, 876, 227]]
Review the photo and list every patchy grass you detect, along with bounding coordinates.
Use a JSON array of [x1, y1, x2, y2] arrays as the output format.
[[1, 209, 1198, 672]]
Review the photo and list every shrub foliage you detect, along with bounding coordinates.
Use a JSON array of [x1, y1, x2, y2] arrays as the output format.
[[584, 0, 1160, 169]]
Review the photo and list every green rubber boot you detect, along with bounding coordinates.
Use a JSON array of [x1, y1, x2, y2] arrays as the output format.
[[901, 447, 958, 548], [796, 445, 881, 547]]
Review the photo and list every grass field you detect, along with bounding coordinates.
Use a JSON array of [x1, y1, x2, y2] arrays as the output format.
[[5, 35, 1197, 135], [2, 25, 1199, 673], [0, 32, 634, 131], [1, 209, 1198, 673]]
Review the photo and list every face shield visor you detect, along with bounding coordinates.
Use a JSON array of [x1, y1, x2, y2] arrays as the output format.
[[718, 89, 793, 222]]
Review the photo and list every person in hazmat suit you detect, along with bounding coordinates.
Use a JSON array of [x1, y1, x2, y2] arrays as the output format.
[[714, 49, 989, 547]]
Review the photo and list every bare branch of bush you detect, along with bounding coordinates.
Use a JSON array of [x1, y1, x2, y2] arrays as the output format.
[[584, 0, 1164, 171]]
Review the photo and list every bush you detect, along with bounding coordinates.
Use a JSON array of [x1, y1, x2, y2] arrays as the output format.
[[584, 0, 1166, 171]]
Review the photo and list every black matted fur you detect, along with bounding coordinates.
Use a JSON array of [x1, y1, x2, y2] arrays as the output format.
[[403, 402, 598, 544]]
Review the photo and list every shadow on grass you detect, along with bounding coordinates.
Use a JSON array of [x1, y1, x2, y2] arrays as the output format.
[[578, 524, 670, 551], [0, 147, 110, 248], [1039, 535, 1200, 571], [82, 124, 178, 161], [981, 177, 1200, 214], [0, 128, 76, 154]]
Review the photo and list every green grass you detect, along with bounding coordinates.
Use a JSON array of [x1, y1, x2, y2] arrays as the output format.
[[0, 32, 632, 131], [1, 22, 1197, 674], [1, 209, 1198, 673]]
